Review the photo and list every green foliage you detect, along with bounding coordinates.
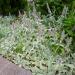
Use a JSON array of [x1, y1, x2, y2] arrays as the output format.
[[64, 11, 75, 37], [0, 0, 28, 15], [33, 0, 74, 17], [63, 11, 75, 51], [0, 1, 75, 75], [35, 0, 62, 15], [0, 16, 15, 39], [0, 13, 73, 75], [0, 0, 10, 15]]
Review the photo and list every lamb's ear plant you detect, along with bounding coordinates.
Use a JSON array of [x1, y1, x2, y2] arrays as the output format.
[[0, 7, 75, 75]]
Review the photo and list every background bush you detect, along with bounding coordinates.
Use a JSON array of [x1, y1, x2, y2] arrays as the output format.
[[34, 0, 74, 16], [63, 11, 75, 52], [0, 0, 28, 15], [0, 0, 75, 16]]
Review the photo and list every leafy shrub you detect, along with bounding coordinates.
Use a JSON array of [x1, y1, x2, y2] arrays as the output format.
[[0, 12, 74, 75], [32, 0, 74, 17], [0, 0, 28, 15], [63, 10, 75, 51], [64, 11, 75, 37], [0, 16, 15, 39]]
